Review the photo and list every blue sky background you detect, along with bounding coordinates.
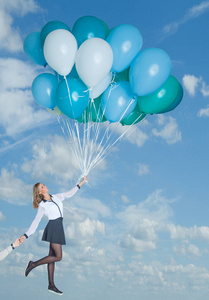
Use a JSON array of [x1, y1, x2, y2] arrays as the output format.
[[0, 0, 209, 299]]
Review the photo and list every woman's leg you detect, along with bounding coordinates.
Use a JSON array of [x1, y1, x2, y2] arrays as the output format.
[[25, 243, 62, 277], [48, 244, 55, 287]]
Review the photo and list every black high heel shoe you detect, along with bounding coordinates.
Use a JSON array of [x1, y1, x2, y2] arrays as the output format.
[[25, 261, 34, 277]]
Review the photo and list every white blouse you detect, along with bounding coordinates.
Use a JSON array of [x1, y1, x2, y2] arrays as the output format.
[[25, 186, 79, 237], [0, 245, 13, 261]]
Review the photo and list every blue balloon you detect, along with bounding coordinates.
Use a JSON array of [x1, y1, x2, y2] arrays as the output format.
[[23, 31, 47, 66], [32, 73, 58, 108], [40, 21, 71, 46], [129, 48, 172, 96], [101, 81, 137, 122], [159, 84, 183, 113], [56, 78, 89, 119], [106, 24, 143, 73], [72, 16, 108, 47]]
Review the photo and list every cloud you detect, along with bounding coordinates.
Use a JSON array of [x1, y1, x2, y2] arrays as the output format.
[[121, 194, 130, 204], [116, 190, 174, 252], [67, 195, 112, 219], [21, 134, 81, 184], [137, 163, 150, 176], [182, 74, 201, 97], [167, 224, 209, 241], [0, 168, 32, 205], [109, 122, 149, 148], [174, 243, 201, 257], [162, 1, 209, 38], [200, 81, 209, 97], [152, 115, 182, 144], [0, 58, 53, 136], [0, 0, 40, 52], [197, 105, 209, 117], [0, 211, 6, 221]]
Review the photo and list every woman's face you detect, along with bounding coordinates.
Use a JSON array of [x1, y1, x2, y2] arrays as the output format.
[[38, 183, 49, 195]]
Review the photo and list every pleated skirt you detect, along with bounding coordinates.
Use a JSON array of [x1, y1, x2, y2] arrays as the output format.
[[42, 217, 66, 245]]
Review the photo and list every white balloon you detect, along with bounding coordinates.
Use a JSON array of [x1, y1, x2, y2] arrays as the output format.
[[76, 38, 113, 87], [44, 29, 77, 76], [89, 72, 112, 99]]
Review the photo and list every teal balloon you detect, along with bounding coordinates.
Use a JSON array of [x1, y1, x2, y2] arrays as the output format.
[[106, 24, 143, 73], [40, 21, 71, 46], [138, 76, 180, 114], [56, 78, 89, 119], [129, 48, 172, 96], [23, 31, 47, 66], [32, 73, 58, 108], [114, 67, 129, 82], [72, 16, 108, 47], [101, 81, 137, 122], [77, 96, 106, 123], [121, 106, 146, 126], [159, 84, 183, 113]]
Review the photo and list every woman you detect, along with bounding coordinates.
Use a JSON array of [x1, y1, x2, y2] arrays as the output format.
[[0, 239, 21, 261], [20, 176, 87, 295]]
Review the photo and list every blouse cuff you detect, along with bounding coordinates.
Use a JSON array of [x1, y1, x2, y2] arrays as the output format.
[[77, 184, 80, 189], [24, 233, 28, 239]]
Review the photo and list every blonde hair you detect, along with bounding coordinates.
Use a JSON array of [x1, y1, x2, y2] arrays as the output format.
[[33, 183, 42, 209]]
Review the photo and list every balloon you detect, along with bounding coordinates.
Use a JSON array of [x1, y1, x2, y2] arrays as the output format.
[[129, 48, 172, 96], [56, 77, 89, 119], [101, 81, 137, 122], [44, 29, 77, 76], [76, 38, 113, 87], [121, 106, 146, 126], [77, 96, 107, 123], [40, 21, 71, 46], [72, 16, 108, 47], [23, 31, 47, 66], [32, 73, 58, 108], [159, 83, 183, 113], [138, 76, 180, 114], [89, 72, 112, 99], [106, 24, 143, 73], [114, 67, 129, 82]]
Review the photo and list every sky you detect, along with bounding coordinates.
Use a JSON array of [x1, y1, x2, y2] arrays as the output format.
[[0, 0, 209, 299]]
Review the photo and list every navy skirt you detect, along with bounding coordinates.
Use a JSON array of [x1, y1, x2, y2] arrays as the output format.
[[42, 217, 66, 245]]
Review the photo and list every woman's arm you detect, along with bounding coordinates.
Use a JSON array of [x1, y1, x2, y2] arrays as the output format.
[[20, 205, 45, 242], [55, 176, 87, 201], [0, 238, 21, 261], [0, 246, 12, 261]]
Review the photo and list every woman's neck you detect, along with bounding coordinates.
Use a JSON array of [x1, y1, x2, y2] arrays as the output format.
[[42, 193, 51, 200]]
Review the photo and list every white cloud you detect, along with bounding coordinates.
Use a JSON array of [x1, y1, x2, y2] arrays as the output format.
[[109, 122, 149, 148], [197, 105, 209, 117], [152, 115, 182, 144], [201, 81, 209, 97], [0, 168, 32, 205], [182, 74, 201, 97], [0, 0, 40, 52], [0, 211, 6, 221], [21, 134, 80, 184], [162, 1, 209, 38], [116, 190, 174, 252], [137, 163, 150, 176], [121, 194, 130, 204], [68, 195, 112, 219], [174, 243, 201, 257], [167, 224, 209, 241], [0, 58, 53, 136]]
